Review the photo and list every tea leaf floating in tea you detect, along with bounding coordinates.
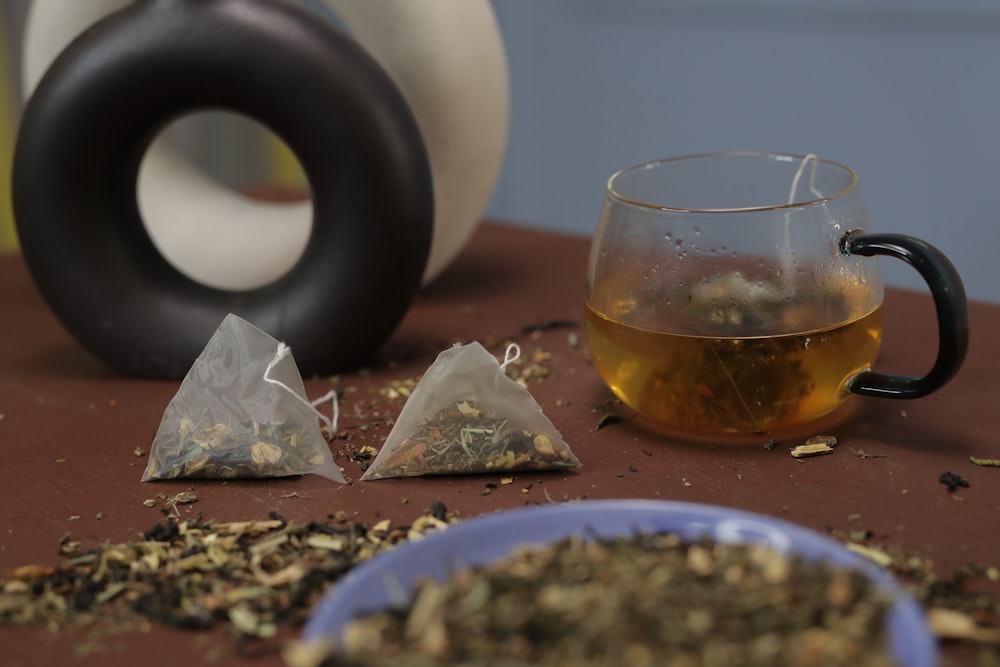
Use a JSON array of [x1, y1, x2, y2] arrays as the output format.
[[323, 533, 898, 667], [361, 342, 580, 479], [142, 314, 345, 482], [585, 275, 880, 433]]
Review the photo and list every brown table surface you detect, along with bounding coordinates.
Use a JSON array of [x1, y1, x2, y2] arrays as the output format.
[[1, 221, 998, 665]]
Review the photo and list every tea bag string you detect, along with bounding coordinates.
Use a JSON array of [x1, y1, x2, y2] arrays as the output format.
[[781, 153, 825, 286], [497, 342, 521, 389], [498, 342, 521, 375], [787, 153, 823, 206], [263, 343, 339, 439]]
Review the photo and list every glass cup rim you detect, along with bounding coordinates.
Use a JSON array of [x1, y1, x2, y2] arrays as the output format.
[[607, 151, 860, 213]]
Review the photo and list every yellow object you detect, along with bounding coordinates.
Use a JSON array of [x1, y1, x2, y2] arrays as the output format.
[[0, 7, 18, 253], [265, 132, 307, 191]]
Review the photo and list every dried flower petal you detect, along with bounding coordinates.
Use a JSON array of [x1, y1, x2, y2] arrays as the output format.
[[250, 441, 283, 466]]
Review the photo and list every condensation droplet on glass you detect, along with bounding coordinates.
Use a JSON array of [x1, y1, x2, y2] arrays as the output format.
[[692, 226, 701, 235], [674, 238, 684, 247], [616, 298, 639, 316]]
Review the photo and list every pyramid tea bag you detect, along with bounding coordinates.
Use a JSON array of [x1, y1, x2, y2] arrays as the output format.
[[361, 342, 580, 480], [141, 314, 346, 483]]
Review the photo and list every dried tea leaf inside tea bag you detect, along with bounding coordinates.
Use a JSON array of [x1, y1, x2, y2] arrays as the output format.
[[142, 314, 345, 482], [361, 342, 580, 480]]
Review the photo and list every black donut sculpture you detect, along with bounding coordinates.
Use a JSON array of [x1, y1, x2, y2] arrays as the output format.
[[13, 0, 433, 379]]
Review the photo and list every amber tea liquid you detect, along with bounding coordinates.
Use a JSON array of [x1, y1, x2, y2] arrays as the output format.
[[585, 289, 883, 433]]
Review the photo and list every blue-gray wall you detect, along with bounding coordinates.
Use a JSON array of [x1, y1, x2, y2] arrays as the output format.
[[485, 0, 999, 304], [5, 0, 996, 303]]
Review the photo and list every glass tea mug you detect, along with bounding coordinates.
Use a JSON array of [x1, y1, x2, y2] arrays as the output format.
[[585, 152, 968, 434]]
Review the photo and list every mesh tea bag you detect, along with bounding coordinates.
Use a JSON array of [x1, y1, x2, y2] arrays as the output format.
[[141, 314, 345, 483], [361, 342, 580, 480]]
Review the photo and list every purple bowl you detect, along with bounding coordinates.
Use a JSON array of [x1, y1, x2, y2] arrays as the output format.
[[303, 499, 936, 666]]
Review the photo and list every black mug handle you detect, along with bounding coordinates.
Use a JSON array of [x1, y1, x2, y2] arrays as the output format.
[[840, 231, 969, 399]]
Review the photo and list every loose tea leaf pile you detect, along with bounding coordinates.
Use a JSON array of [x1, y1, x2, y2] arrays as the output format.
[[840, 534, 1000, 646], [0, 511, 449, 641], [318, 533, 897, 667]]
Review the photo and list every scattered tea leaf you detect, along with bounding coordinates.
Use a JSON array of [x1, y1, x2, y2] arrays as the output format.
[[596, 413, 622, 430], [790, 434, 839, 458], [790, 443, 835, 458], [169, 491, 199, 504], [846, 542, 893, 568], [927, 607, 1000, 643], [969, 456, 1000, 468], [939, 471, 970, 492], [502, 345, 553, 384], [378, 378, 419, 401]]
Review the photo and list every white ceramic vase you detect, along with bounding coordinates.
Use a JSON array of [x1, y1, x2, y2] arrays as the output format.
[[20, 0, 509, 289]]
